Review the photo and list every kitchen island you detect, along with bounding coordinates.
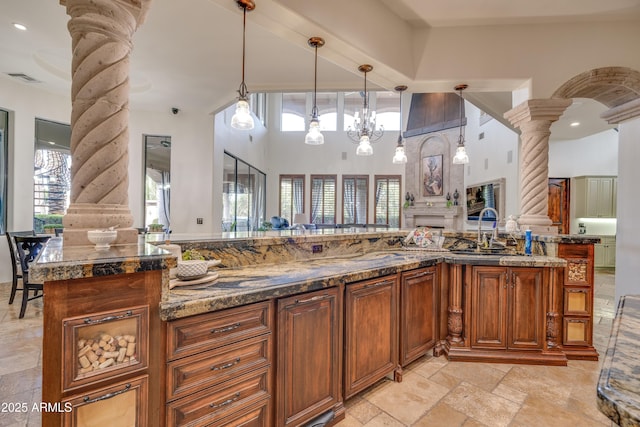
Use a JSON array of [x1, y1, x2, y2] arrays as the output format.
[[32, 229, 598, 427]]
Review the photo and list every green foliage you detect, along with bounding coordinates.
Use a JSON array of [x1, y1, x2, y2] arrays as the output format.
[[182, 249, 205, 260]]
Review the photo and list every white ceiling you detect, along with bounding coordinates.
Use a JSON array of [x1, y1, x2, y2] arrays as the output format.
[[2, 0, 637, 140]]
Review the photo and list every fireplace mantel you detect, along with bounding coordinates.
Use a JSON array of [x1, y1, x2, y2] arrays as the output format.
[[404, 205, 463, 230]]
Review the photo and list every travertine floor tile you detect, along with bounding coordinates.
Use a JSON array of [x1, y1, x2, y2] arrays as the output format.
[[413, 401, 467, 426], [361, 412, 405, 427], [443, 381, 520, 427], [365, 372, 450, 425]]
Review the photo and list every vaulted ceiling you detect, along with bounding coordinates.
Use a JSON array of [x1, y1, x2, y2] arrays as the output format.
[[2, 0, 639, 140]]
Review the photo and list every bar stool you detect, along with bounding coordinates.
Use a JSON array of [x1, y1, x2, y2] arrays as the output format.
[[5, 231, 35, 305], [14, 235, 50, 318]]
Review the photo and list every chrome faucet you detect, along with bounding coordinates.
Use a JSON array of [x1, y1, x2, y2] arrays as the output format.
[[477, 207, 499, 249]]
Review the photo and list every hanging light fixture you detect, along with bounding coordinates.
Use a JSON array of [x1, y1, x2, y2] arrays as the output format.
[[305, 37, 325, 145], [452, 83, 469, 164], [347, 64, 383, 156], [392, 85, 408, 164], [231, 0, 256, 130]]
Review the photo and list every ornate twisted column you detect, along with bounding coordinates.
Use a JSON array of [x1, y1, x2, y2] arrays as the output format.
[[504, 99, 571, 234], [61, 0, 151, 246]]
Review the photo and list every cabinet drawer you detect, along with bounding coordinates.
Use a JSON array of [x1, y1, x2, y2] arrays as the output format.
[[207, 398, 270, 427], [563, 317, 592, 346], [62, 375, 148, 427], [167, 301, 272, 360], [167, 334, 271, 402], [167, 367, 270, 427], [63, 306, 148, 392], [564, 287, 592, 316]]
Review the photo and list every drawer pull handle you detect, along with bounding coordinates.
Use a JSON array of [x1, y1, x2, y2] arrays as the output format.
[[211, 323, 241, 334], [83, 310, 133, 325], [211, 358, 240, 371], [83, 383, 131, 404], [295, 294, 329, 304], [209, 392, 240, 409]]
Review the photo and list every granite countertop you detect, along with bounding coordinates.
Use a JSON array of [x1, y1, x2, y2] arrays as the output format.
[[30, 237, 177, 283], [161, 249, 566, 321], [597, 295, 640, 426]]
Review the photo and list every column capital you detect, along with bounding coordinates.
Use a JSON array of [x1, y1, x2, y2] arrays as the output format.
[[504, 98, 572, 130], [601, 98, 640, 124]]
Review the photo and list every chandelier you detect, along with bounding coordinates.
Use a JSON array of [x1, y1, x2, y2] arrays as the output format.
[[392, 85, 408, 164], [230, 0, 256, 130], [305, 37, 325, 145], [347, 64, 383, 156], [452, 83, 469, 164]]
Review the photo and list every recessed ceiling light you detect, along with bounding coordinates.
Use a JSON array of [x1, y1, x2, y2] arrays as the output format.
[[570, 122, 580, 127], [13, 23, 27, 31]]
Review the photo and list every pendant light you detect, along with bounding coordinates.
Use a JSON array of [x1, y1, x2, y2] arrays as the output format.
[[305, 37, 325, 145], [347, 64, 383, 156], [452, 84, 469, 164], [231, 0, 256, 130], [392, 85, 408, 164]]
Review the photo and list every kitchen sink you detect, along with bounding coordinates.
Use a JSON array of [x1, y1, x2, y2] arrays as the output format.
[[449, 248, 516, 256]]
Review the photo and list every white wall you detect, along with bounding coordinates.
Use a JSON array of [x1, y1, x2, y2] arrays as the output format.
[[615, 115, 640, 303], [463, 102, 521, 220], [549, 130, 618, 177]]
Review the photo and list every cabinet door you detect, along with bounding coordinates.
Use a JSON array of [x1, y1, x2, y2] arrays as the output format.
[[345, 275, 398, 399], [471, 267, 507, 349], [597, 178, 615, 218], [400, 267, 437, 366], [277, 287, 341, 427], [508, 268, 544, 350]]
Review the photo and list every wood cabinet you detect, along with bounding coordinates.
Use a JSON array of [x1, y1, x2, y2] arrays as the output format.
[[574, 176, 617, 218], [166, 301, 273, 427], [595, 236, 616, 268], [558, 244, 599, 360], [42, 271, 163, 427], [344, 274, 399, 399], [276, 286, 343, 426], [399, 266, 438, 367], [470, 266, 544, 351]]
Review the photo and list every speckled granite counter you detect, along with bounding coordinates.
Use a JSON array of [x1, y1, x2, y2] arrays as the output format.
[[161, 249, 566, 321], [30, 237, 177, 283], [598, 295, 640, 426]]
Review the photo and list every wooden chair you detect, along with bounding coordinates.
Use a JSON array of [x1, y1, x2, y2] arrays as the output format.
[[14, 235, 50, 318], [5, 230, 35, 305]]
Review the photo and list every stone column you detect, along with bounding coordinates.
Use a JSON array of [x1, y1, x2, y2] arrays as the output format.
[[61, 0, 151, 246], [504, 99, 571, 234]]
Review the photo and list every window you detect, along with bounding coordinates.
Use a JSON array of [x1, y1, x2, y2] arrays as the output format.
[[222, 152, 266, 232], [315, 92, 337, 131], [310, 175, 336, 225], [144, 135, 171, 232], [251, 92, 267, 127], [343, 175, 368, 225], [0, 109, 7, 234], [33, 119, 71, 233], [375, 175, 402, 227], [343, 91, 399, 132], [281, 93, 306, 131], [279, 175, 305, 224]]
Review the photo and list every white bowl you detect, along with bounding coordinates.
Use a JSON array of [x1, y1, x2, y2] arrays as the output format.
[[87, 230, 118, 249], [177, 260, 208, 279]]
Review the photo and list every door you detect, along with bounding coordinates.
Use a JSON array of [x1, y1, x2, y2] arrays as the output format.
[[508, 268, 544, 350], [277, 287, 341, 427], [344, 275, 398, 399], [400, 267, 437, 366], [471, 266, 507, 349], [548, 178, 570, 234]]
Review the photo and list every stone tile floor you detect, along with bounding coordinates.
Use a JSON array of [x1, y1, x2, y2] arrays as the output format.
[[0, 269, 617, 426]]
